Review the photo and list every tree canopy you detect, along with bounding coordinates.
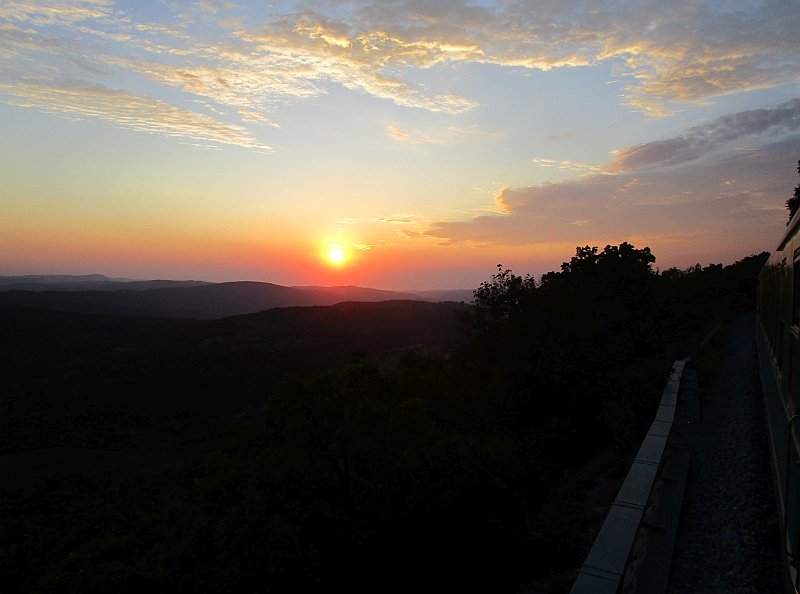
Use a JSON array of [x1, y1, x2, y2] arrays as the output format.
[[785, 158, 800, 224], [0, 243, 771, 593]]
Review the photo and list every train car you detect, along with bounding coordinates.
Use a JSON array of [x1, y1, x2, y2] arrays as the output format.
[[757, 211, 800, 594]]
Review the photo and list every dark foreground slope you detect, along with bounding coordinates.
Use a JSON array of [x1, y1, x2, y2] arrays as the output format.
[[0, 300, 464, 455], [0, 246, 770, 594]]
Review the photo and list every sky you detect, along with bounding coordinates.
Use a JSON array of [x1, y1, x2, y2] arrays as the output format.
[[1, 0, 799, 289]]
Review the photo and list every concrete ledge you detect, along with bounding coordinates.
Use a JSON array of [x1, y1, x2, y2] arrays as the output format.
[[569, 361, 689, 594]]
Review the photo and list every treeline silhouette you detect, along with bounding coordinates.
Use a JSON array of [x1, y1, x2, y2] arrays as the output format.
[[0, 245, 768, 593]]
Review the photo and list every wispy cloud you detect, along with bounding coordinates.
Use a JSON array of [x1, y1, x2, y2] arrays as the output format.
[[558, 160, 605, 173], [398, 229, 423, 240], [546, 132, 576, 141], [428, 143, 797, 248], [196, 2, 235, 14], [0, 78, 270, 149], [372, 215, 414, 224], [494, 185, 523, 214], [0, 0, 112, 26], [388, 123, 496, 144], [371, 212, 431, 241], [608, 99, 800, 172], [426, 111, 800, 255], [0, 0, 798, 148], [238, 107, 280, 127], [342, 0, 800, 113], [533, 158, 604, 173], [237, 19, 480, 114]]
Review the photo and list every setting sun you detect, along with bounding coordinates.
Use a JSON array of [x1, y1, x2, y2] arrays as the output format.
[[328, 248, 345, 264]]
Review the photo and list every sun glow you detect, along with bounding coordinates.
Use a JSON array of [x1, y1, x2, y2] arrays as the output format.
[[328, 247, 345, 264]]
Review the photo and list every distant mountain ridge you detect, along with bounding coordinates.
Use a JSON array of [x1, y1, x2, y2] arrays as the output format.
[[0, 280, 439, 320], [404, 289, 474, 303], [0, 275, 211, 292], [0, 275, 473, 319], [0, 282, 334, 319], [291, 285, 429, 302], [0, 274, 130, 284]]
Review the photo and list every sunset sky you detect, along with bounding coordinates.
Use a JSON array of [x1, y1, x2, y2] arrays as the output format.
[[1, 0, 799, 289]]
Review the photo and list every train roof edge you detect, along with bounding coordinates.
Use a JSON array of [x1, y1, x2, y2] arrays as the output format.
[[776, 210, 800, 253]]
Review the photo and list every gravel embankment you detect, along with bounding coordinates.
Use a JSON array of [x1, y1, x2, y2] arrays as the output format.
[[668, 312, 786, 593]]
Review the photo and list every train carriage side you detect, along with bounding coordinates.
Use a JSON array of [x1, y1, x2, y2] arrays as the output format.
[[758, 212, 800, 593]]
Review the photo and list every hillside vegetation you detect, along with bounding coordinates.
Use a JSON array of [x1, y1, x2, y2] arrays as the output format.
[[0, 244, 768, 593]]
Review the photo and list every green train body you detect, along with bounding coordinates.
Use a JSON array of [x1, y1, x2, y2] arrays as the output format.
[[757, 212, 800, 594]]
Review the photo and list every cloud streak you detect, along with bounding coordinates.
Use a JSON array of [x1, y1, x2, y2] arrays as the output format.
[[0, 78, 270, 149], [609, 99, 800, 172], [427, 141, 798, 250], [0, 0, 798, 148], [425, 102, 800, 261], [388, 123, 497, 144], [0, 0, 112, 26]]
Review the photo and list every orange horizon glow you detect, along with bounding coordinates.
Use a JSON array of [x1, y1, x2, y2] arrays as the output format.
[[0, 221, 775, 290], [0, 1, 792, 293]]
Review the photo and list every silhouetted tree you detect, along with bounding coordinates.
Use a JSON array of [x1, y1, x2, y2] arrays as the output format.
[[473, 264, 536, 318], [786, 159, 800, 224], [0, 242, 773, 594]]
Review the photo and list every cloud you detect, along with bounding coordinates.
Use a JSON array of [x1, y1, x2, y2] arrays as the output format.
[[238, 107, 280, 126], [0, 78, 271, 149], [546, 133, 575, 141], [227, 1, 798, 115], [426, 136, 800, 256], [387, 124, 412, 142], [109, 54, 326, 109], [372, 216, 414, 224], [371, 212, 431, 240], [608, 99, 800, 172], [494, 186, 525, 214], [1, 0, 798, 149], [533, 99, 800, 184], [196, 2, 235, 14], [344, 0, 800, 113], [398, 229, 423, 239], [236, 19, 481, 114], [0, 0, 112, 26], [558, 160, 605, 173], [388, 123, 496, 144]]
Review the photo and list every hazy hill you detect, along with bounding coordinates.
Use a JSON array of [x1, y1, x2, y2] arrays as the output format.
[[291, 285, 429, 302], [0, 274, 210, 292], [0, 279, 212, 292], [405, 288, 474, 303], [0, 274, 126, 285], [0, 281, 435, 319], [0, 276, 445, 318]]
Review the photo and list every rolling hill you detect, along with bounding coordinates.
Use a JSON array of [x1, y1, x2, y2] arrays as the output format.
[[0, 281, 435, 319]]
